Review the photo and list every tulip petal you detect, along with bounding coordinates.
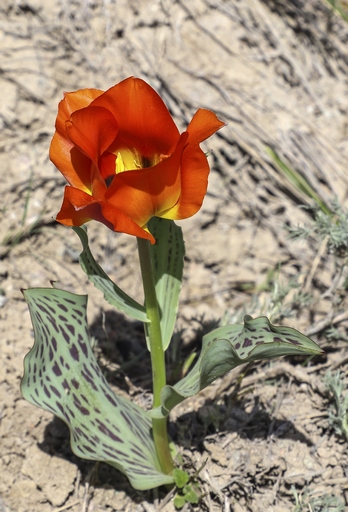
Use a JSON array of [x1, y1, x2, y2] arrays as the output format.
[[100, 203, 155, 243], [56, 187, 107, 227], [50, 133, 93, 192], [186, 109, 225, 145], [91, 77, 180, 156], [161, 144, 210, 220], [161, 110, 224, 220], [57, 187, 155, 243], [55, 89, 104, 136], [105, 133, 189, 228], [98, 151, 117, 181], [66, 106, 118, 165], [50, 89, 104, 192]]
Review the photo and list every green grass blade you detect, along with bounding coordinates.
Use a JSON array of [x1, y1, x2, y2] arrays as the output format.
[[266, 146, 332, 215]]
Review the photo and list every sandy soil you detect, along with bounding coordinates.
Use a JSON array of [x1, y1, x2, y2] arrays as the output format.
[[1, 0, 348, 510]]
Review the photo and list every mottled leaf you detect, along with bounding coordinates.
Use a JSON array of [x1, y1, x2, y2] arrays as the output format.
[[73, 226, 149, 323], [150, 315, 323, 418], [148, 218, 184, 350], [21, 287, 173, 490]]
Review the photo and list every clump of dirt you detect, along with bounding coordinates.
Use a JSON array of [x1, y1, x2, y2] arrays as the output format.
[[1, 0, 348, 510]]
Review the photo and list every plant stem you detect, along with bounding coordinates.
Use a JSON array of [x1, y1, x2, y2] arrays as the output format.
[[137, 237, 174, 475]]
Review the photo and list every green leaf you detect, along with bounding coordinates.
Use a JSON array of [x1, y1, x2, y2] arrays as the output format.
[[21, 287, 173, 490], [174, 495, 186, 509], [148, 218, 184, 350], [173, 468, 190, 488], [73, 226, 149, 323], [183, 485, 199, 504], [150, 315, 323, 418]]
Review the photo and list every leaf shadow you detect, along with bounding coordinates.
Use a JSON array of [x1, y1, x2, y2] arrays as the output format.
[[172, 393, 315, 452], [39, 418, 173, 505]]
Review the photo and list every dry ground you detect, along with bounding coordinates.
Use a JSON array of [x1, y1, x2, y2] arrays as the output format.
[[1, 0, 348, 510]]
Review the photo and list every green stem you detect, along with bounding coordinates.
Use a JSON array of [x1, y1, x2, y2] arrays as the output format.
[[137, 237, 174, 475]]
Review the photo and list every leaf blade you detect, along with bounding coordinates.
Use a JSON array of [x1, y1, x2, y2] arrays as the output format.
[[73, 226, 149, 323], [148, 218, 184, 350], [21, 287, 173, 490], [150, 315, 323, 418]]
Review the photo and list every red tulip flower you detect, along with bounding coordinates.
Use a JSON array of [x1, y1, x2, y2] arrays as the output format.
[[50, 77, 224, 243]]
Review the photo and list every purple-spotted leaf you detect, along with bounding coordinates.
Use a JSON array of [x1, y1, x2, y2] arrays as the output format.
[[147, 218, 184, 350], [150, 315, 323, 418], [73, 226, 149, 323], [21, 287, 174, 490]]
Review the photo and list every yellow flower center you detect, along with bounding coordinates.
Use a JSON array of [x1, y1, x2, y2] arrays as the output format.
[[115, 149, 158, 174]]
